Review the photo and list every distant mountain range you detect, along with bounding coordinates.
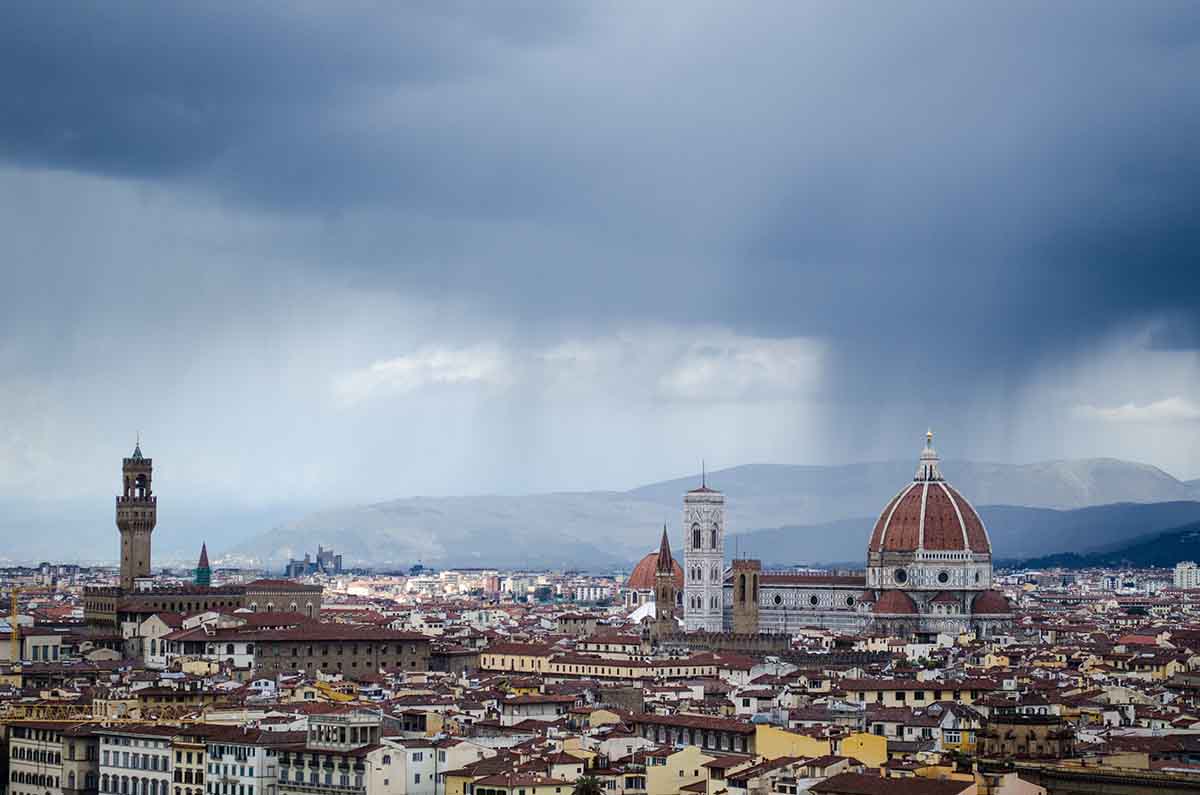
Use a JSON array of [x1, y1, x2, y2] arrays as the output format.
[[735, 501, 1200, 566], [227, 458, 1200, 570], [1020, 519, 1200, 570], [6, 457, 1196, 568]]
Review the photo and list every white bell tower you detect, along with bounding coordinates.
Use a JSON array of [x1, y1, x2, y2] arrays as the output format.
[[682, 468, 726, 632]]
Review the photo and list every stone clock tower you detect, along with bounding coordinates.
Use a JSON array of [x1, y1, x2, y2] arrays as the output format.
[[683, 473, 725, 632], [116, 442, 157, 590]]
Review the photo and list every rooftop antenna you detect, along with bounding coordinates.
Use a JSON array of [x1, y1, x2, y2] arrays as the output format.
[[702, 459, 706, 488]]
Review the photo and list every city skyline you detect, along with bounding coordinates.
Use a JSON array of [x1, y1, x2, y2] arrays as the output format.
[[1, 6, 1198, 791]]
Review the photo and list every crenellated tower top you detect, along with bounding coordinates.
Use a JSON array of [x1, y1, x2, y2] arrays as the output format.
[[116, 440, 157, 591]]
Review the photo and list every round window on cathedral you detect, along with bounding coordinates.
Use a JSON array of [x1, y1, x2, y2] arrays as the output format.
[[809, 595, 819, 607], [846, 596, 855, 607], [894, 568, 908, 584], [937, 570, 950, 584], [773, 594, 782, 606]]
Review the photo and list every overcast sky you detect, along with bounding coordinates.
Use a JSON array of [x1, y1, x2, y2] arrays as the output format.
[[2, 2, 1199, 510]]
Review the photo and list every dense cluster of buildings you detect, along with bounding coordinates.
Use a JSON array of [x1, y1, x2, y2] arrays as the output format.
[[1, 441, 1200, 795], [285, 547, 346, 579]]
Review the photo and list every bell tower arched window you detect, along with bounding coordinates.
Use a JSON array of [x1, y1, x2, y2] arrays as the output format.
[[692, 524, 701, 549]]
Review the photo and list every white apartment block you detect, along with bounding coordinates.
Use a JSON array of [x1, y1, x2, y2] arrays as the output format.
[[1176, 561, 1200, 589], [98, 728, 174, 795]]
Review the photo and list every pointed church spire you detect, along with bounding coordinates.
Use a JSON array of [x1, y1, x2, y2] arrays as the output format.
[[195, 541, 212, 587], [656, 524, 674, 573]]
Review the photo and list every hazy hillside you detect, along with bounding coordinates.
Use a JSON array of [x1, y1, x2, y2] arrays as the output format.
[[631, 459, 1199, 519], [1021, 519, 1200, 570], [231, 458, 1200, 569], [233, 492, 654, 571], [735, 501, 1200, 566]]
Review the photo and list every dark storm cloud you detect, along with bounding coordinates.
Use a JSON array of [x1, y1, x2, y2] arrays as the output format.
[[0, 3, 589, 199], [1, 1, 1199, 483], [7, 3, 1196, 338]]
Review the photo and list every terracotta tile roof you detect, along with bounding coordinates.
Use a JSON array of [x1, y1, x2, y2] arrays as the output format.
[[226, 624, 429, 642], [632, 712, 755, 734], [869, 481, 991, 554], [811, 771, 972, 794], [944, 484, 990, 553], [971, 591, 1011, 615], [873, 590, 918, 615], [874, 485, 918, 552], [627, 552, 683, 591], [922, 485, 966, 551]]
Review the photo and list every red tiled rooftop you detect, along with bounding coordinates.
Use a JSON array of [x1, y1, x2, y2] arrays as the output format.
[[873, 590, 918, 615]]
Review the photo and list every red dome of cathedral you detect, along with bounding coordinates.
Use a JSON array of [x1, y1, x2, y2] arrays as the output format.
[[627, 551, 683, 591], [867, 432, 992, 555], [873, 589, 919, 614], [971, 590, 1011, 614]]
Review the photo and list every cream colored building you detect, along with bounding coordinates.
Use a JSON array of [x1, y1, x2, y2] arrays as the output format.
[[646, 745, 715, 795], [8, 722, 99, 795]]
